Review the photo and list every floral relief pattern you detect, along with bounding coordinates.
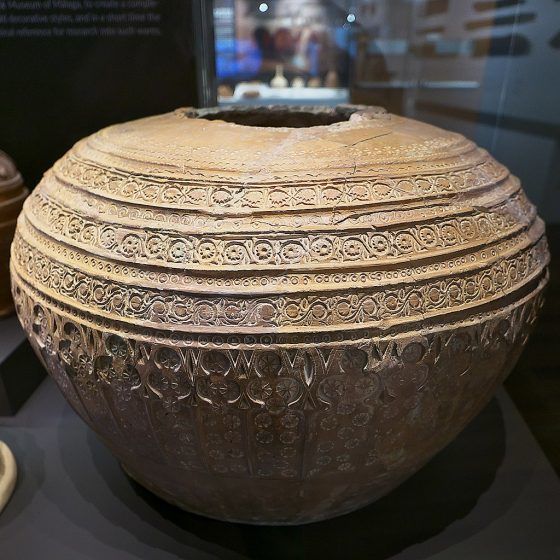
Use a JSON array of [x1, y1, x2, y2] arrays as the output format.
[[53, 153, 507, 210], [14, 284, 545, 482], [26, 188, 530, 267], [11, 233, 548, 328], [10, 106, 550, 524]]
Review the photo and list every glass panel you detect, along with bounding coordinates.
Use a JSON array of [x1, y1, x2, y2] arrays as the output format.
[[211, 0, 559, 221]]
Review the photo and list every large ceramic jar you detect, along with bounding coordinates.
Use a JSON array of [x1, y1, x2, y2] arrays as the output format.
[[0, 150, 27, 316], [11, 106, 549, 524]]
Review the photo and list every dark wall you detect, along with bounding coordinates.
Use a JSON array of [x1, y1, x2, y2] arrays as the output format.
[[0, 1, 199, 188]]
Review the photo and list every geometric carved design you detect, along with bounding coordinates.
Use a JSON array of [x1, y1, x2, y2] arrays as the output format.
[[10, 105, 549, 523]]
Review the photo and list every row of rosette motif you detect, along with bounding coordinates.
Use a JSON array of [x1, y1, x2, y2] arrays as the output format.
[[53, 151, 506, 211], [11, 226, 548, 330], [26, 186, 530, 268], [11, 259, 547, 350], [17, 212, 536, 294], [41, 169, 524, 233]]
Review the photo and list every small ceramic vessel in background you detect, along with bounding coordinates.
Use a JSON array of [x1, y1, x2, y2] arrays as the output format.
[[0, 151, 28, 316], [0, 441, 16, 514]]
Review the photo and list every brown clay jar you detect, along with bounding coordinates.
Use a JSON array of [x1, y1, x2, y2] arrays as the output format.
[[10, 106, 549, 524]]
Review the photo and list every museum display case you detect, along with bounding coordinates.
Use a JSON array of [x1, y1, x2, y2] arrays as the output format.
[[0, 0, 559, 556], [204, 0, 560, 226]]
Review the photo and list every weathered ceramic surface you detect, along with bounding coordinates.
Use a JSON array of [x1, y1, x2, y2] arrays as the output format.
[[0, 151, 27, 316], [10, 106, 549, 524], [0, 441, 16, 514]]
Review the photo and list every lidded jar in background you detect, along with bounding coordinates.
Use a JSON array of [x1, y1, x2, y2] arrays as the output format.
[[0, 151, 28, 316]]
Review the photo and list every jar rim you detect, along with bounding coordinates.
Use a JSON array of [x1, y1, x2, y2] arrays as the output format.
[[180, 104, 387, 130]]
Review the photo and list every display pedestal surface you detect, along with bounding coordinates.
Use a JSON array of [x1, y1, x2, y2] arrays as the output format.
[[0, 379, 559, 559], [0, 316, 45, 416]]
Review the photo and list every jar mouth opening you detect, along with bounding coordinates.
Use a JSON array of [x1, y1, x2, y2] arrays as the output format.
[[187, 105, 382, 129]]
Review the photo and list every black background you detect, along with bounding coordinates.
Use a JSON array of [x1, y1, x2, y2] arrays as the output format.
[[0, 0, 199, 187]]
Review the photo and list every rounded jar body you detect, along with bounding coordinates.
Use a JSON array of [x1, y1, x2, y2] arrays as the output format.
[[11, 106, 549, 524]]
